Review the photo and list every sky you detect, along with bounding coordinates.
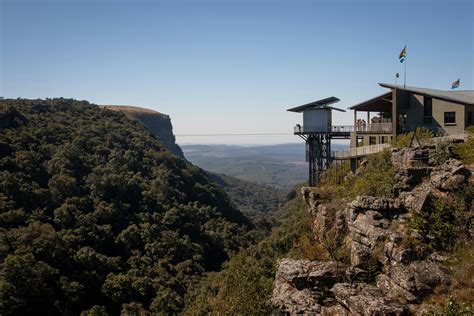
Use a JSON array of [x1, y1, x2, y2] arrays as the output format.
[[1, 0, 473, 145]]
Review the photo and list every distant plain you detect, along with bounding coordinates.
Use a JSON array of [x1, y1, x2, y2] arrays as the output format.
[[182, 142, 348, 190]]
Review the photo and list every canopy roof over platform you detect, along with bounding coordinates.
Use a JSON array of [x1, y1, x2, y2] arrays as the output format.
[[287, 96, 345, 112], [348, 91, 392, 112]]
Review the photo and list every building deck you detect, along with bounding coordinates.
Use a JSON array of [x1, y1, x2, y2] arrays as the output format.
[[293, 124, 393, 139]]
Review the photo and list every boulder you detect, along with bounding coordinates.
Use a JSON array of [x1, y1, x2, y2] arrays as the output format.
[[376, 274, 418, 303], [320, 304, 350, 316], [399, 184, 431, 212], [386, 260, 452, 297], [350, 241, 372, 268], [384, 241, 418, 264], [271, 259, 347, 314], [409, 260, 452, 295], [348, 212, 387, 248], [332, 283, 409, 315], [430, 159, 470, 191], [272, 281, 322, 315], [391, 147, 430, 169], [387, 265, 417, 293], [349, 196, 401, 212]]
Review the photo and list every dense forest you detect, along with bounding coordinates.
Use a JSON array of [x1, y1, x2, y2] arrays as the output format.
[[102, 105, 286, 230], [102, 106, 184, 158], [0, 99, 267, 315], [182, 185, 313, 314]]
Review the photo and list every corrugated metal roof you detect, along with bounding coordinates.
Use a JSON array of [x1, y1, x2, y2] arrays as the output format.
[[379, 83, 474, 105], [348, 91, 392, 110], [287, 96, 345, 112]]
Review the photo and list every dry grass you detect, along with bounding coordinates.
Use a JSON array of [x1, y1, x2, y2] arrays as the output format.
[[423, 242, 474, 309]]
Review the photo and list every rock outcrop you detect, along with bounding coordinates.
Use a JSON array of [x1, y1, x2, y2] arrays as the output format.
[[103, 105, 184, 158], [271, 143, 471, 315]]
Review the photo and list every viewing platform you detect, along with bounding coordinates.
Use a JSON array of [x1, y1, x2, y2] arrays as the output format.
[[293, 125, 352, 138], [293, 123, 393, 138]]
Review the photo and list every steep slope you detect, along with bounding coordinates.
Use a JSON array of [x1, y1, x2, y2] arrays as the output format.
[[0, 99, 252, 315], [272, 139, 474, 315], [102, 105, 184, 158], [183, 184, 313, 314], [208, 172, 285, 228]]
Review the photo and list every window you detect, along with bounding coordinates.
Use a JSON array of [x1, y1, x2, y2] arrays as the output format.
[[369, 136, 377, 145], [381, 136, 388, 144], [468, 111, 473, 125], [444, 112, 456, 124], [423, 97, 432, 123]]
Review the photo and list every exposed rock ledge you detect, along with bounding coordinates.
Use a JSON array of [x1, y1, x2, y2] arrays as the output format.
[[271, 145, 471, 315]]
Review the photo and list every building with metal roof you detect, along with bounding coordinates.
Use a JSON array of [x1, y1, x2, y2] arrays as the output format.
[[348, 83, 474, 148]]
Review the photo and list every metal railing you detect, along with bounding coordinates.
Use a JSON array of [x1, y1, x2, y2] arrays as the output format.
[[331, 133, 470, 160], [427, 133, 469, 144], [331, 125, 355, 133], [294, 123, 392, 134], [332, 143, 390, 160], [294, 125, 356, 134], [355, 123, 393, 133]]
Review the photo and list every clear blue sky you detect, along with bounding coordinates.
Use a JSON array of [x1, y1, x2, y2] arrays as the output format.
[[1, 0, 473, 144]]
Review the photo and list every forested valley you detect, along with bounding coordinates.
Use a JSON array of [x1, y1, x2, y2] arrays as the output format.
[[0, 99, 310, 315]]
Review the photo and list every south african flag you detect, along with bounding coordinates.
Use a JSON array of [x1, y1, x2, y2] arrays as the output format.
[[399, 45, 407, 63], [451, 78, 460, 89]]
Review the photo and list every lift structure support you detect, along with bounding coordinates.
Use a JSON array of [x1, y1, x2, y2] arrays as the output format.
[[298, 133, 331, 187]]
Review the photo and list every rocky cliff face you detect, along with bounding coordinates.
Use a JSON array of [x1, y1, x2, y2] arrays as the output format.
[[271, 142, 472, 315], [103, 105, 184, 158]]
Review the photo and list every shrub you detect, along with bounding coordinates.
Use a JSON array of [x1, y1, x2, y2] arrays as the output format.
[[344, 149, 397, 199], [423, 296, 473, 316], [453, 128, 474, 164], [409, 186, 473, 251], [319, 161, 350, 187], [391, 127, 434, 148]]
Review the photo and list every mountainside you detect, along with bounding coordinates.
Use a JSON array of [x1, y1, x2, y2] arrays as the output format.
[[103, 105, 184, 158], [208, 172, 285, 229], [0, 99, 254, 315], [103, 105, 285, 227]]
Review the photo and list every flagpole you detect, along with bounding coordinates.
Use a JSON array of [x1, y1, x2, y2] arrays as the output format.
[[404, 46, 407, 88]]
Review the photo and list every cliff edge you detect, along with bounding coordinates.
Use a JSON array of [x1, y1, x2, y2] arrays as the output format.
[[271, 139, 473, 315], [103, 105, 184, 158]]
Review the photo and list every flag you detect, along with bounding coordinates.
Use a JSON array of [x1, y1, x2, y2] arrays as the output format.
[[451, 78, 460, 89], [399, 45, 407, 63]]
